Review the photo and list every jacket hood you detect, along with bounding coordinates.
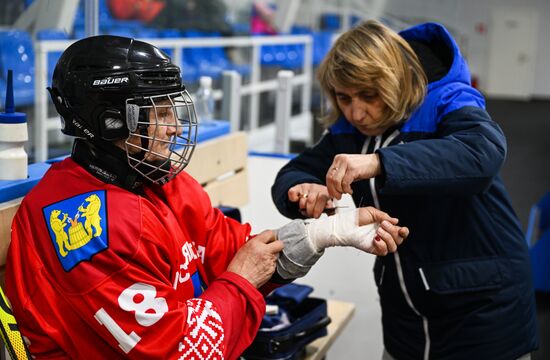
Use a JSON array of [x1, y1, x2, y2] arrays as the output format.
[[399, 22, 485, 133], [399, 22, 471, 91]]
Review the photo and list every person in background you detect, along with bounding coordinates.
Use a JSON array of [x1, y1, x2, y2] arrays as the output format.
[[108, 0, 233, 35], [0, 0, 25, 26], [107, 0, 166, 23], [5, 35, 408, 359], [251, 0, 277, 35], [271, 20, 538, 360]]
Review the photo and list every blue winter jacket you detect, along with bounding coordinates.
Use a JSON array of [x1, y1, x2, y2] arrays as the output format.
[[271, 23, 538, 360]]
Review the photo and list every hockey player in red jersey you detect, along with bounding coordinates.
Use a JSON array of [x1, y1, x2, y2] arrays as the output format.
[[5, 36, 408, 359]]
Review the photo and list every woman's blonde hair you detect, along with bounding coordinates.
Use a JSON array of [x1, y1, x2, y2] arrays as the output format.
[[317, 20, 427, 127]]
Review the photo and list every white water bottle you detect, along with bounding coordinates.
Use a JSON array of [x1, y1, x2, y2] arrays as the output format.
[[195, 76, 215, 122], [0, 70, 28, 180]]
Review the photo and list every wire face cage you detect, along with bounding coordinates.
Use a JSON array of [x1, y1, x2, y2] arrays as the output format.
[[125, 89, 198, 184]]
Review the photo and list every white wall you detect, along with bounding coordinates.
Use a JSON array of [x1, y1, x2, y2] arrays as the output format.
[[381, 0, 550, 97], [532, 0, 550, 97], [456, 0, 550, 97]]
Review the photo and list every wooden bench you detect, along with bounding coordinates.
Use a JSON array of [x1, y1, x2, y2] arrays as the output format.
[[185, 131, 249, 207], [0, 131, 249, 286], [305, 300, 356, 360]]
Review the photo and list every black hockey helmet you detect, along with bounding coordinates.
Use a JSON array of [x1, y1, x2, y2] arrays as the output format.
[[49, 35, 185, 140], [49, 35, 198, 184]]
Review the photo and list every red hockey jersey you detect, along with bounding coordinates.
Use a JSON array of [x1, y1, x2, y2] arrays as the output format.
[[5, 158, 265, 359]]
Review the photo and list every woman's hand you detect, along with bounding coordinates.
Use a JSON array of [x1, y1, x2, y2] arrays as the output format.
[[288, 183, 334, 218], [326, 153, 382, 199], [357, 207, 409, 255]]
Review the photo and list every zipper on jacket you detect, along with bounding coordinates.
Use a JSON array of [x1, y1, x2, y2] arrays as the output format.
[[363, 130, 431, 360], [379, 264, 385, 286], [370, 136, 382, 208]]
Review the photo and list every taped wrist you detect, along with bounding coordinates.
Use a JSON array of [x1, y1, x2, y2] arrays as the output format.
[[275, 220, 324, 280], [306, 210, 378, 253]]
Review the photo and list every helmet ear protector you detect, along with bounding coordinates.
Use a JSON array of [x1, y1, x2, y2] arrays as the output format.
[[98, 108, 128, 140], [48, 86, 96, 140], [48, 86, 133, 141]]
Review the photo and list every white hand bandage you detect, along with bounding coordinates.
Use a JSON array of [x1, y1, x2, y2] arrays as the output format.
[[275, 209, 379, 280], [306, 209, 378, 253]]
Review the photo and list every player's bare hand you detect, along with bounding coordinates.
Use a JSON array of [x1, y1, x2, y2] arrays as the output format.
[[227, 230, 284, 288]]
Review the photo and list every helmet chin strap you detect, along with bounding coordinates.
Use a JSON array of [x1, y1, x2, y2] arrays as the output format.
[[75, 138, 142, 191]]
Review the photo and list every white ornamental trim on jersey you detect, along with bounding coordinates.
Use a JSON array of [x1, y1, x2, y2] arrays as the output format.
[[178, 298, 225, 360], [173, 243, 206, 290]]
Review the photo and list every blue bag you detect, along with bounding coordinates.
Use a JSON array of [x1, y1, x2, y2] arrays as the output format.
[[242, 283, 331, 360]]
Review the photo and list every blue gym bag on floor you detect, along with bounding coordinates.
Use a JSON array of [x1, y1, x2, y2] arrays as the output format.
[[241, 283, 331, 360]]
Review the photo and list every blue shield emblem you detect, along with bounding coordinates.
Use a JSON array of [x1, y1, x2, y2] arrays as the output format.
[[43, 190, 108, 271]]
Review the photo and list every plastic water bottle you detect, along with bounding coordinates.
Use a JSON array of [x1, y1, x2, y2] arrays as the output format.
[[0, 70, 28, 180], [195, 76, 215, 122]]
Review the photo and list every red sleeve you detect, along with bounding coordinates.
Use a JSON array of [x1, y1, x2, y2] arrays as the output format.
[[202, 206, 252, 283], [159, 173, 253, 283], [202, 272, 266, 359]]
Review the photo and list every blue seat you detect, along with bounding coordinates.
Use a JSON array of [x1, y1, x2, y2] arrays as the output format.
[[158, 29, 179, 57], [527, 191, 550, 244], [526, 191, 550, 293], [284, 44, 304, 69], [73, 2, 85, 29], [321, 13, 341, 31], [291, 26, 311, 35], [530, 231, 550, 293], [350, 15, 362, 27], [98, 0, 116, 28], [260, 41, 288, 68], [106, 27, 135, 38], [256, 33, 304, 69], [205, 32, 251, 77], [0, 30, 35, 107], [182, 30, 224, 80], [259, 35, 277, 66], [159, 29, 199, 83], [135, 28, 159, 39], [203, 32, 231, 72], [312, 31, 333, 66]]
